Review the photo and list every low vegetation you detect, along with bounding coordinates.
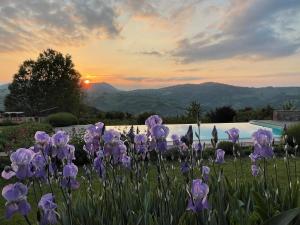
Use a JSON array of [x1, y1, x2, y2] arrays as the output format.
[[0, 115, 299, 225], [0, 122, 53, 152], [47, 112, 78, 127]]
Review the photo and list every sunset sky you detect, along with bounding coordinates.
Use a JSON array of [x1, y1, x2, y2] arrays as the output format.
[[0, 0, 300, 89]]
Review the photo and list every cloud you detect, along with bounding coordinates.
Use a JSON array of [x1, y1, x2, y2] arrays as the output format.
[[253, 72, 300, 78], [0, 0, 120, 52], [174, 68, 201, 72], [138, 50, 163, 57], [123, 0, 160, 18], [173, 0, 300, 63]]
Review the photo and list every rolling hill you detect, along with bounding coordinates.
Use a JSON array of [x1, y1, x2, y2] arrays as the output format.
[[1, 82, 299, 115], [85, 82, 300, 115]]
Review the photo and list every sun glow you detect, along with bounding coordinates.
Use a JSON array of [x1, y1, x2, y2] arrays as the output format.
[[84, 79, 90, 84]]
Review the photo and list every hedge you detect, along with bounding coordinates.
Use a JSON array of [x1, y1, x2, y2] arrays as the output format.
[[47, 112, 78, 127], [0, 122, 53, 152], [286, 123, 300, 147]]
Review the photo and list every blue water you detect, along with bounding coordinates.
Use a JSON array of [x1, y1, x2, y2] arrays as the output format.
[[107, 122, 283, 142]]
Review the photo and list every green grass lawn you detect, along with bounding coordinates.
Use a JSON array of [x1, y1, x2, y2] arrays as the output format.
[[0, 157, 299, 225]]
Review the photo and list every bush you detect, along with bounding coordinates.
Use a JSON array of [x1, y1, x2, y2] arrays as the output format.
[[69, 131, 89, 166], [47, 112, 78, 127], [0, 122, 53, 152], [216, 141, 240, 155], [0, 120, 18, 126], [286, 123, 300, 147]]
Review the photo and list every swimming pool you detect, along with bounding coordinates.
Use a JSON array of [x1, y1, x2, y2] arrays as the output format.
[[106, 122, 283, 142]]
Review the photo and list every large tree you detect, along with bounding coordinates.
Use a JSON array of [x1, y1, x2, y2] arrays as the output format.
[[5, 49, 82, 116]]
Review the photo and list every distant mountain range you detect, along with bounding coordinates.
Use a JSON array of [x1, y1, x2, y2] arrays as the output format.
[[85, 82, 300, 116], [1, 82, 299, 115]]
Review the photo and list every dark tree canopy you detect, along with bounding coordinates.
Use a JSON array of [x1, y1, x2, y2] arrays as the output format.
[[5, 49, 82, 116], [207, 106, 236, 123]]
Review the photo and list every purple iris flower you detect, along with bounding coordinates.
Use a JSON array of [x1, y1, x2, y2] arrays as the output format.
[[193, 142, 202, 152], [31, 153, 47, 180], [202, 166, 210, 181], [35, 131, 50, 145], [252, 129, 274, 159], [121, 155, 131, 168], [150, 125, 169, 139], [251, 165, 260, 177], [156, 139, 168, 152], [64, 145, 76, 162], [1, 166, 16, 180], [94, 156, 105, 179], [63, 163, 78, 178], [38, 193, 58, 225], [171, 134, 181, 146], [2, 182, 31, 219], [84, 122, 104, 142], [51, 131, 69, 147], [83, 140, 100, 157], [134, 134, 148, 154], [52, 144, 75, 161], [102, 129, 120, 143], [95, 122, 105, 136], [104, 139, 127, 163], [249, 153, 260, 163], [61, 163, 80, 190], [225, 128, 239, 143], [187, 179, 209, 212], [134, 134, 147, 144], [10, 148, 34, 179], [145, 115, 162, 130], [215, 149, 225, 164], [181, 162, 190, 174], [84, 126, 97, 143]]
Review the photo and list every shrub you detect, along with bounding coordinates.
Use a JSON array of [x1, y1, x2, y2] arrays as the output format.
[[216, 141, 240, 155], [69, 131, 89, 166], [0, 120, 18, 126], [47, 112, 78, 127], [286, 123, 300, 147], [0, 122, 53, 152]]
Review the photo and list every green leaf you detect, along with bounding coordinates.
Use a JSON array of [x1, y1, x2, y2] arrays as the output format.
[[263, 208, 300, 225]]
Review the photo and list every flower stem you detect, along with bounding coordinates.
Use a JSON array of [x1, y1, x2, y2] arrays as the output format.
[[24, 215, 32, 225]]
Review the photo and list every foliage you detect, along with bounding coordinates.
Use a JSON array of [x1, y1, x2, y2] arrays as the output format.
[[5, 49, 82, 116], [137, 112, 157, 124], [0, 120, 18, 126], [282, 101, 296, 110], [217, 141, 241, 155], [0, 122, 53, 152], [207, 106, 237, 122], [47, 112, 78, 127], [186, 101, 202, 121], [1, 117, 300, 225], [69, 131, 89, 166], [286, 123, 300, 147]]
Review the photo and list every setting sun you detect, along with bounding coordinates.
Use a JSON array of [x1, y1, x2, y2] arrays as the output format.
[[84, 79, 90, 84]]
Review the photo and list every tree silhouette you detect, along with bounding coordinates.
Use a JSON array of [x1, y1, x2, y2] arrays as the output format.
[[207, 106, 236, 122], [186, 101, 202, 121], [5, 49, 82, 116]]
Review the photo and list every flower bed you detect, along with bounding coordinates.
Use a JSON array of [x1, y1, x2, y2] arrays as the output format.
[[1, 115, 300, 225]]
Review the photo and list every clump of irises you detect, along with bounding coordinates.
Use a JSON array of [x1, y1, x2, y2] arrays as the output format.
[[1, 115, 299, 225]]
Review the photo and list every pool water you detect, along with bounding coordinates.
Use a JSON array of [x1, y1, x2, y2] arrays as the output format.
[[106, 122, 283, 142]]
